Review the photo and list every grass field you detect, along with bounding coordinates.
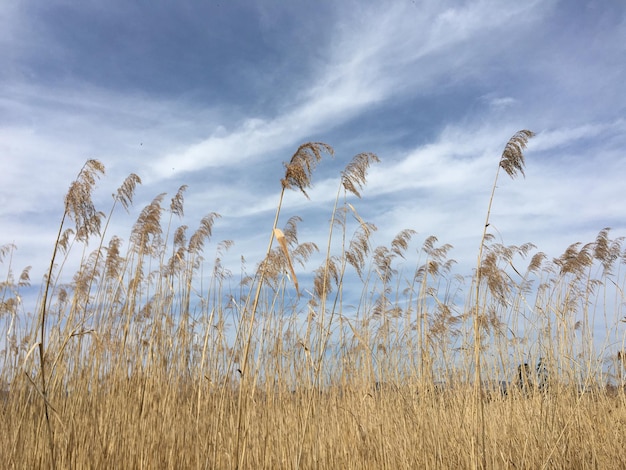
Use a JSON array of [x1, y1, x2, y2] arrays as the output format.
[[1, 133, 625, 469]]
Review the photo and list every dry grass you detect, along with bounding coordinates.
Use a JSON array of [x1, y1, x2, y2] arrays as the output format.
[[2, 375, 626, 468], [1, 133, 626, 469]]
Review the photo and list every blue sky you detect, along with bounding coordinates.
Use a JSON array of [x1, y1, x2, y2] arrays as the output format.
[[1, 0, 625, 327]]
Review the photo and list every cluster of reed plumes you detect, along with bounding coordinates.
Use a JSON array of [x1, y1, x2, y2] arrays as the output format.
[[1, 133, 626, 469]]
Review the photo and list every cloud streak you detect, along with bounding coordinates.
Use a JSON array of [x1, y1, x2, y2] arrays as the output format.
[[1, 0, 625, 324], [151, 0, 557, 180]]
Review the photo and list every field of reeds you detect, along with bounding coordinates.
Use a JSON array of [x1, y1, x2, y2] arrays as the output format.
[[1, 132, 626, 469]]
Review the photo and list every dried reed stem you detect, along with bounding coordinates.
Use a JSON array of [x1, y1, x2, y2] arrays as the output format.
[[235, 142, 332, 469], [473, 130, 534, 468]]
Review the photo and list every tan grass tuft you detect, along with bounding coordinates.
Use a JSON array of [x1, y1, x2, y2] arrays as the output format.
[[115, 173, 142, 212], [169, 184, 188, 218], [499, 129, 535, 179], [593, 227, 623, 275], [373, 246, 396, 284], [189, 213, 220, 254], [391, 229, 417, 258], [64, 159, 106, 242], [18, 265, 32, 287], [341, 152, 380, 198], [282, 215, 303, 246], [554, 241, 594, 276], [173, 225, 188, 248], [0, 243, 16, 262], [527, 251, 547, 273], [312, 256, 340, 299], [281, 142, 333, 198], [345, 219, 377, 279], [479, 251, 510, 306], [130, 193, 166, 253], [104, 236, 125, 280]]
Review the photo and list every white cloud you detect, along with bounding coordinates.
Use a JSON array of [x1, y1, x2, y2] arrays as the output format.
[[1, 0, 625, 338], [486, 97, 518, 109], [151, 0, 557, 181], [530, 121, 626, 153]]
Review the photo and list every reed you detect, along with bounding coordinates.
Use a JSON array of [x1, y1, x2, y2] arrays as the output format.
[[1, 133, 625, 469]]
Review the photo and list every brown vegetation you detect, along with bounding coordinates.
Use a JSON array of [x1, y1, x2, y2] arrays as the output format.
[[1, 132, 626, 469]]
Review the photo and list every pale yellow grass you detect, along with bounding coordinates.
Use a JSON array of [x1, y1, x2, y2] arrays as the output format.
[[2, 378, 626, 469], [2, 135, 626, 469]]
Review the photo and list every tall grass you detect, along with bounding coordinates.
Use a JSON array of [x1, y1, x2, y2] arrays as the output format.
[[1, 132, 625, 469]]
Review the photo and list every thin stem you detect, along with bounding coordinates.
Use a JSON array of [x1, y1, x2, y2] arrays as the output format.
[[473, 157, 503, 469], [235, 187, 285, 469]]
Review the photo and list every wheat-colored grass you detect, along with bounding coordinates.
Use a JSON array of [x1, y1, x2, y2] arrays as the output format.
[[1, 134, 626, 469]]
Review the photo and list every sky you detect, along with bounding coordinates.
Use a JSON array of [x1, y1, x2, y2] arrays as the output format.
[[1, 0, 626, 336]]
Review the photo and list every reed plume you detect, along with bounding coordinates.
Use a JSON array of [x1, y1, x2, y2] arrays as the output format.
[[342, 152, 380, 198], [36, 159, 105, 465], [236, 142, 333, 468], [281, 142, 333, 197], [295, 150, 379, 469], [472, 130, 534, 468], [5, 134, 626, 469]]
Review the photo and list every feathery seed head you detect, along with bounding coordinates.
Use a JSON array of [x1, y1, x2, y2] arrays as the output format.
[[342, 152, 380, 198], [281, 142, 333, 198], [170, 185, 188, 218], [499, 130, 535, 179], [65, 159, 106, 242], [115, 173, 142, 212]]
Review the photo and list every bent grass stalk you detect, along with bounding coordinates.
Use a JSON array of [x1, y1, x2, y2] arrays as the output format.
[[36, 159, 105, 466]]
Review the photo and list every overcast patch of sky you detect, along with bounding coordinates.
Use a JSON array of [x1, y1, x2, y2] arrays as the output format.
[[1, 0, 625, 337]]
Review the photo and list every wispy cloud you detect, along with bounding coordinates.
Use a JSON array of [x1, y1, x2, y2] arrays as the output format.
[[1, 0, 625, 304], [151, 0, 557, 180]]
